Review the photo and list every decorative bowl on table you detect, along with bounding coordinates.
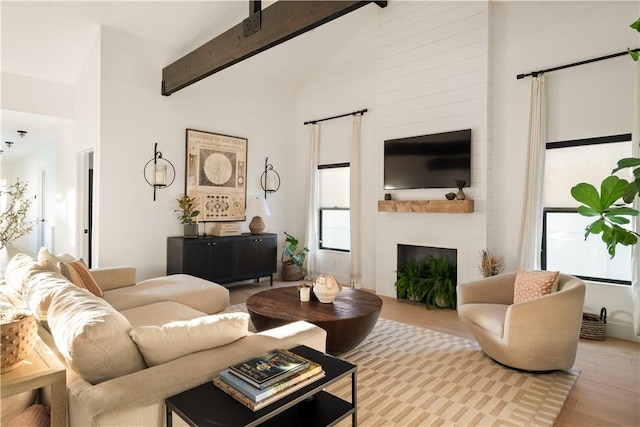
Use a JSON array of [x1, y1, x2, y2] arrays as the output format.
[[1, 310, 37, 373], [313, 275, 343, 303]]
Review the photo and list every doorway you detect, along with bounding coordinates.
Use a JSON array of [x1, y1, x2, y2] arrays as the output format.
[[80, 150, 94, 267]]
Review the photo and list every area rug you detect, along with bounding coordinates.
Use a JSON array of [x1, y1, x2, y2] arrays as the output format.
[[226, 304, 579, 426]]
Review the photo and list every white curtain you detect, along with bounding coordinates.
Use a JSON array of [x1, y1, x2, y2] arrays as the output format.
[[632, 60, 640, 337], [304, 124, 320, 280], [518, 75, 547, 269], [350, 115, 363, 288]]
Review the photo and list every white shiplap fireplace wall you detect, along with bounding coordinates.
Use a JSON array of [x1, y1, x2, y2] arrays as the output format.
[[375, 1, 492, 297]]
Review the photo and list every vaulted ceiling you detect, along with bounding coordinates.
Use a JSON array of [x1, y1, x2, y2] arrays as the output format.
[[0, 1, 369, 160]]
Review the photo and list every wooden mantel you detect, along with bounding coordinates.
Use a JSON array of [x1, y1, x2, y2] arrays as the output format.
[[378, 199, 474, 213]]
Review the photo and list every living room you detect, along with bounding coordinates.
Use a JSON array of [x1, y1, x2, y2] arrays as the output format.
[[3, 0, 638, 340], [1, 1, 639, 426]]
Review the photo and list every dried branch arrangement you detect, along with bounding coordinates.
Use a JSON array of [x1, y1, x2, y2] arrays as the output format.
[[479, 249, 505, 278], [0, 181, 35, 249]]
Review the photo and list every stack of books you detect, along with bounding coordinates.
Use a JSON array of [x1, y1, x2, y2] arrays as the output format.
[[213, 348, 325, 411]]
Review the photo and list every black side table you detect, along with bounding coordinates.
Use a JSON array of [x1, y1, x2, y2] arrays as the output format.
[[165, 345, 357, 427]]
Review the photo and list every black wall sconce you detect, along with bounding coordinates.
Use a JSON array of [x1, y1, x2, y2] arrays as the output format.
[[260, 157, 280, 199], [144, 142, 176, 201]]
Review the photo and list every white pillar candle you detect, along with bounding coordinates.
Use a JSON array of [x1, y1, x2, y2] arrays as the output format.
[[155, 164, 166, 186], [266, 173, 275, 191], [300, 287, 310, 302]]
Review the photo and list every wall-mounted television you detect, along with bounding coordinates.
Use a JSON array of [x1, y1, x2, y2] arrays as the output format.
[[383, 129, 471, 190]]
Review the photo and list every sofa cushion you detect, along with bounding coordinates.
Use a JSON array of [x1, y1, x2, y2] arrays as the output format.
[[513, 268, 559, 303], [120, 301, 208, 327], [48, 285, 146, 384], [58, 259, 103, 297], [4, 253, 37, 294], [103, 274, 229, 314], [21, 268, 76, 325], [129, 312, 250, 366]]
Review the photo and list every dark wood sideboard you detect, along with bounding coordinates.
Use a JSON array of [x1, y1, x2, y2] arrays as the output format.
[[167, 233, 277, 286]]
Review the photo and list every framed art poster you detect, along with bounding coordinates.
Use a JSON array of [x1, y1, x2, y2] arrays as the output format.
[[185, 129, 247, 222]]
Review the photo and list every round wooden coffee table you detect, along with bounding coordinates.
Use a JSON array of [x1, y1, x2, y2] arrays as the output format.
[[246, 286, 383, 355]]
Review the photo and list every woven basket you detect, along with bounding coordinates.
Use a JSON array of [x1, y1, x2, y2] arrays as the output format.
[[1, 311, 38, 373], [580, 307, 607, 340]]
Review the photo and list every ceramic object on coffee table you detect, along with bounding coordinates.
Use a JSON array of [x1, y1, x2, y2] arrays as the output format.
[[313, 275, 342, 303]]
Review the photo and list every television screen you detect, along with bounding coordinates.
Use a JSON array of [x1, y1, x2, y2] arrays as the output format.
[[383, 129, 471, 190]]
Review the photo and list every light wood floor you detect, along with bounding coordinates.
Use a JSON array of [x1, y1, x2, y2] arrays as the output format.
[[230, 280, 640, 427]]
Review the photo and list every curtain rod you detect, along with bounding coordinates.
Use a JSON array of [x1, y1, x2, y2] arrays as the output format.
[[517, 48, 640, 80], [303, 108, 368, 125]]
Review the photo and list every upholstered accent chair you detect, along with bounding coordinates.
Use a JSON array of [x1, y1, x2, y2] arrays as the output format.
[[457, 272, 586, 371]]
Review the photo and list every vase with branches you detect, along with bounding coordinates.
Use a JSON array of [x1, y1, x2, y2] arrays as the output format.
[[478, 249, 505, 278], [0, 181, 35, 249]]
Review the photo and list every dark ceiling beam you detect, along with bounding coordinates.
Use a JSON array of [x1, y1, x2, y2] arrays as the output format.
[[161, 0, 387, 96]]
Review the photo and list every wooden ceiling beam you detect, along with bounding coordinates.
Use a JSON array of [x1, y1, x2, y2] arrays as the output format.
[[161, 0, 387, 96]]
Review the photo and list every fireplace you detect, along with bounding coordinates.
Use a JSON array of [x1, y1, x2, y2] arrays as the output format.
[[396, 244, 457, 272]]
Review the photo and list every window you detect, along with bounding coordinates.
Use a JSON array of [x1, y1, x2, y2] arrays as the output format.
[[542, 134, 633, 284], [318, 163, 350, 251]]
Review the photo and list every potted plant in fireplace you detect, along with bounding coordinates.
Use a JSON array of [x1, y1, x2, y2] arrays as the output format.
[[281, 232, 309, 281], [175, 195, 200, 238]]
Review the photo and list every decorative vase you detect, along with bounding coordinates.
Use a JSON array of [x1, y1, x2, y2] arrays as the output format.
[[1, 311, 37, 373], [456, 189, 465, 200], [282, 264, 303, 281], [183, 223, 199, 238], [313, 275, 342, 303]]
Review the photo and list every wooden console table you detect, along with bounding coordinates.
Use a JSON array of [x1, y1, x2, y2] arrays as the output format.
[[1, 337, 67, 427]]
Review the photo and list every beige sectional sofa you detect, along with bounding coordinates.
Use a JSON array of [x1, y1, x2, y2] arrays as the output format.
[[1, 252, 326, 426]]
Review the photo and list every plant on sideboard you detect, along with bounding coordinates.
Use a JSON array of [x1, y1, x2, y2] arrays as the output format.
[[175, 195, 200, 238], [570, 18, 640, 258], [281, 232, 309, 281]]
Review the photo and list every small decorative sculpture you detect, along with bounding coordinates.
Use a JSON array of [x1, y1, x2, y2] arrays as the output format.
[[313, 275, 342, 303], [454, 179, 467, 200]]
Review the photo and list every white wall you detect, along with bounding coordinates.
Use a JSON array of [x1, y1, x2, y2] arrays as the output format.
[[492, 1, 639, 341], [375, 1, 492, 297], [96, 26, 296, 280]]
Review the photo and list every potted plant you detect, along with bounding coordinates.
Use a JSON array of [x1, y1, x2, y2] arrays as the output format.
[[175, 195, 200, 238], [394, 259, 427, 302], [281, 232, 309, 281], [422, 256, 457, 309], [571, 18, 640, 258], [395, 257, 457, 309]]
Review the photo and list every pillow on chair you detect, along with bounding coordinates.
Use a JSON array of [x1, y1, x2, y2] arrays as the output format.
[[513, 268, 559, 303]]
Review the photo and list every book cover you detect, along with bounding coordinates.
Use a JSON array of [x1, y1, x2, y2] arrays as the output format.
[[229, 349, 309, 389], [218, 361, 322, 402], [213, 371, 326, 412]]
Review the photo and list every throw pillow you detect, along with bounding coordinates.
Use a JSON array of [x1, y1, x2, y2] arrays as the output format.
[[7, 404, 50, 427], [58, 259, 104, 297], [36, 247, 75, 273], [513, 268, 559, 303], [129, 312, 250, 366]]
